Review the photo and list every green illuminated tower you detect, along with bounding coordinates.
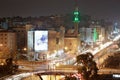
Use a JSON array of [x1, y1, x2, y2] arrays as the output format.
[[93, 28, 98, 42], [73, 0, 80, 36], [73, 7, 80, 23], [73, 0, 81, 54]]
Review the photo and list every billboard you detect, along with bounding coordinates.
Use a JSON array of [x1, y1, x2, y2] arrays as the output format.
[[34, 31, 48, 51], [27, 31, 34, 52]]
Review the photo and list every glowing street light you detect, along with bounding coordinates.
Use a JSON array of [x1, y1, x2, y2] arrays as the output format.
[[0, 44, 3, 47]]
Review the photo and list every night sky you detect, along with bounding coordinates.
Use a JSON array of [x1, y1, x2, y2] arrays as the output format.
[[0, 0, 120, 22]]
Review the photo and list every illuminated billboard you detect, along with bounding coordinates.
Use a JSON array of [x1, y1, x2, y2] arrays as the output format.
[[27, 31, 34, 52], [34, 31, 48, 51]]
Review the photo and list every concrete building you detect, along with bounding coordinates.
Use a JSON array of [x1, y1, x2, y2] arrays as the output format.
[[79, 26, 106, 47], [79, 28, 93, 43], [27, 27, 65, 61], [0, 30, 16, 59], [64, 37, 78, 54], [12, 26, 27, 53]]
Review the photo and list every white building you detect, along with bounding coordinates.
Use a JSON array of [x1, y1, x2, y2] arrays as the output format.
[[79, 27, 106, 45]]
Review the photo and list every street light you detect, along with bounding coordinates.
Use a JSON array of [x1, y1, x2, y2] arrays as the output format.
[[64, 47, 68, 53], [23, 47, 27, 51], [0, 44, 3, 50], [0, 44, 3, 58], [64, 47, 68, 51], [23, 47, 27, 54], [0, 44, 3, 47]]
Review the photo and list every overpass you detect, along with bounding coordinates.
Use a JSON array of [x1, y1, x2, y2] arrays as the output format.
[[77, 34, 120, 67], [4, 65, 120, 80], [4, 68, 78, 80], [93, 34, 120, 67]]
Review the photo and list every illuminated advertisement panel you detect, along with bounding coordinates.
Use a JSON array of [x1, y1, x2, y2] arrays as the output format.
[[34, 31, 48, 51], [27, 31, 34, 52]]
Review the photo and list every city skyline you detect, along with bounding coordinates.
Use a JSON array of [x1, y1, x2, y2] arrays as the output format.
[[0, 0, 120, 22]]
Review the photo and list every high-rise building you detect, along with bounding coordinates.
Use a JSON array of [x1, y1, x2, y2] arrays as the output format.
[[0, 30, 16, 59], [12, 26, 27, 52]]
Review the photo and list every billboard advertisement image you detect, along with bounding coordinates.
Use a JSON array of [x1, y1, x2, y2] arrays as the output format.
[[34, 31, 48, 51]]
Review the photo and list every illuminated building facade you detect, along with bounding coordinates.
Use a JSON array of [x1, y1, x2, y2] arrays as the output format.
[[27, 29, 64, 61], [0, 30, 16, 59]]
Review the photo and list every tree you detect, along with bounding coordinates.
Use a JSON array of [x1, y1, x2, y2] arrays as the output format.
[[103, 52, 120, 68], [65, 76, 77, 80], [76, 52, 98, 80]]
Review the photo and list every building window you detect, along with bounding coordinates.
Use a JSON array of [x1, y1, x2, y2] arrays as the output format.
[[5, 38, 7, 40], [0, 34, 3, 36], [5, 34, 7, 36], [5, 42, 7, 44]]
